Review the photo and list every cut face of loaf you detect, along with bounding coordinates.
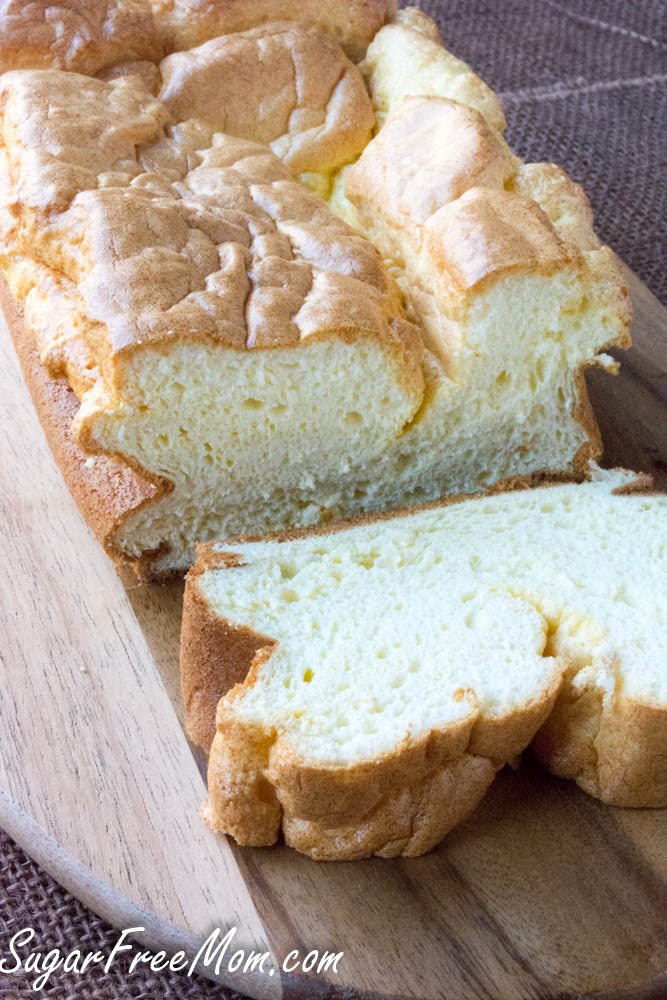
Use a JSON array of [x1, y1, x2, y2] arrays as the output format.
[[0, 4, 630, 576], [0, 67, 423, 573], [336, 93, 629, 505], [184, 470, 667, 860]]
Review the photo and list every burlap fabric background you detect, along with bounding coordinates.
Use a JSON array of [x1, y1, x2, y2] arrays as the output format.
[[1, 2, 665, 998]]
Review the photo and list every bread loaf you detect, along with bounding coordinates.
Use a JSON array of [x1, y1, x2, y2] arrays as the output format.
[[181, 470, 666, 859], [0, 3, 631, 576]]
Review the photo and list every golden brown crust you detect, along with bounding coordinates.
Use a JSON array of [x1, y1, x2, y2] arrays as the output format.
[[158, 21, 375, 176], [467, 669, 565, 761], [181, 566, 276, 751], [0, 1, 634, 586], [0, 61, 423, 580], [0, 273, 171, 568], [0, 253, 622, 589], [0, 0, 394, 73], [185, 472, 664, 858], [0, 68, 417, 389], [532, 688, 667, 808], [186, 478, 566, 854], [282, 754, 497, 860], [423, 187, 583, 295], [361, 7, 506, 132], [151, 0, 396, 62], [260, 704, 478, 826], [183, 473, 589, 762], [345, 96, 586, 299], [0, 0, 164, 75], [529, 459, 666, 808], [199, 593, 563, 858], [511, 163, 599, 252], [206, 652, 531, 858], [205, 694, 283, 847], [344, 96, 517, 229], [531, 476, 665, 808], [570, 366, 604, 475]]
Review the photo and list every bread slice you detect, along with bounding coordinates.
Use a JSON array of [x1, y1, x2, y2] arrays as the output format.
[[181, 469, 667, 860], [0, 4, 630, 577]]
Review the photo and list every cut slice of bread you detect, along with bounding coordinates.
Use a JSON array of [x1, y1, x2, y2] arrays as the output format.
[[181, 469, 667, 860]]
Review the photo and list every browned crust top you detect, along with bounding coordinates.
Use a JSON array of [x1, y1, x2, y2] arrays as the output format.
[[0, 0, 397, 74], [0, 0, 637, 582]]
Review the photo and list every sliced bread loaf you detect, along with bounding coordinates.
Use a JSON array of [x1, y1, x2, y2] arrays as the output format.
[[1, 4, 630, 578], [182, 469, 666, 859]]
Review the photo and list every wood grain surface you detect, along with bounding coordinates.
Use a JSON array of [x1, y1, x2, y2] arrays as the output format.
[[0, 268, 665, 1000]]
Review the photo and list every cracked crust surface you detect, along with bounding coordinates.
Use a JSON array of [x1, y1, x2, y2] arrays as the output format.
[[151, 0, 397, 63], [158, 21, 375, 176], [345, 92, 629, 311], [344, 96, 518, 230], [0, 69, 411, 368], [0, 0, 396, 73], [0, 0, 164, 75], [0, 3, 632, 578]]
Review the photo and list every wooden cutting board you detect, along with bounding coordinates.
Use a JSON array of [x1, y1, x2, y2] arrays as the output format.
[[0, 267, 665, 1000]]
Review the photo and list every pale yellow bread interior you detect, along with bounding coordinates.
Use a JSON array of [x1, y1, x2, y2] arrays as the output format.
[[0, 4, 630, 574], [193, 470, 666, 859], [359, 7, 506, 131]]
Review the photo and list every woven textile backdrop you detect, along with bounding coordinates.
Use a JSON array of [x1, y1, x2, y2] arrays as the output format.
[[1, 2, 665, 998]]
